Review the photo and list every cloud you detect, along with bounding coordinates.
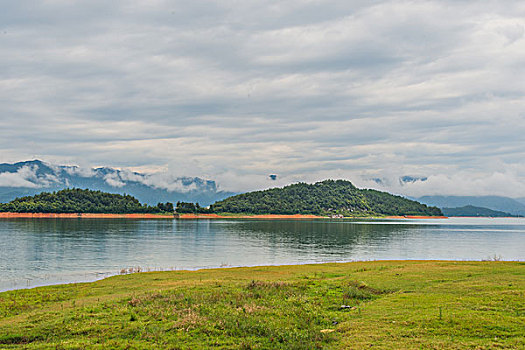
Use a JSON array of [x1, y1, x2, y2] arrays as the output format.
[[102, 172, 126, 188], [0, 165, 58, 188], [63, 166, 96, 178], [118, 170, 198, 193], [67, 166, 201, 192], [358, 169, 525, 199], [1, 1, 524, 196]]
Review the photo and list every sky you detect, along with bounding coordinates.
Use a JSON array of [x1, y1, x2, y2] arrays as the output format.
[[1, 0, 524, 197]]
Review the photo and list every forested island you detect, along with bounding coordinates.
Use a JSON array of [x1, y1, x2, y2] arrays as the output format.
[[0, 180, 442, 217], [0, 189, 173, 214], [206, 180, 442, 216]]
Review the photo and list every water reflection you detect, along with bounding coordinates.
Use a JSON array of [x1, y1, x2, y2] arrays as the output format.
[[0, 218, 523, 291], [224, 219, 416, 246]]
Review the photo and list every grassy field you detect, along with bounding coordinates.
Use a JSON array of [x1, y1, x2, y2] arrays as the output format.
[[0, 261, 523, 349]]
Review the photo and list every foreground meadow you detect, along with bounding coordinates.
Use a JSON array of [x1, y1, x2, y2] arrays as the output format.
[[0, 261, 523, 349]]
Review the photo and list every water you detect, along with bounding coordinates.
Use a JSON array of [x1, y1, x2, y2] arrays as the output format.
[[0, 217, 524, 291]]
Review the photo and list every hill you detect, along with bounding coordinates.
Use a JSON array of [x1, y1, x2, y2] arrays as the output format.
[[210, 180, 442, 216], [441, 205, 517, 217], [0, 188, 172, 214], [0, 160, 233, 206], [417, 195, 525, 216]]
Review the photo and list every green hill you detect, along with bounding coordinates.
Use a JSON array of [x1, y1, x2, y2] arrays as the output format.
[[441, 205, 517, 217], [0, 188, 173, 214], [210, 180, 442, 216]]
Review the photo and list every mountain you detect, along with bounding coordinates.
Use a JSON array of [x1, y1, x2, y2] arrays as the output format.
[[417, 195, 525, 216], [0, 160, 233, 206], [516, 198, 525, 206], [210, 179, 443, 216], [441, 205, 517, 217]]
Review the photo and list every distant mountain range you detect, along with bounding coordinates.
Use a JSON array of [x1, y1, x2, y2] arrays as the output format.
[[418, 195, 525, 217], [516, 198, 525, 205], [0, 160, 233, 205], [3, 160, 525, 215], [441, 205, 517, 217]]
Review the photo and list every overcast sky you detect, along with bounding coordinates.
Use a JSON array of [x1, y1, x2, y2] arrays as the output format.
[[1, 1, 524, 197]]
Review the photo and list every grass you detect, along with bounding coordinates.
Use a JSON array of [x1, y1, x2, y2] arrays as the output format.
[[0, 261, 523, 349]]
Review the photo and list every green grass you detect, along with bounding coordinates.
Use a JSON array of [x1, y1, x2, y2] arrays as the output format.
[[0, 261, 523, 349]]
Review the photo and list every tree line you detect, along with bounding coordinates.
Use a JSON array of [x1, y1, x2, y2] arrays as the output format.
[[0, 188, 174, 214]]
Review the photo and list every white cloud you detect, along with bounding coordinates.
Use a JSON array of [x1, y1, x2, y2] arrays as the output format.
[[0, 165, 58, 188], [63, 166, 96, 178], [359, 170, 525, 199], [118, 169, 198, 193], [102, 172, 125, 188]]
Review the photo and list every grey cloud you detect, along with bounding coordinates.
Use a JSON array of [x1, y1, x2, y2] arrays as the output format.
[[1, 1, 525, 197]]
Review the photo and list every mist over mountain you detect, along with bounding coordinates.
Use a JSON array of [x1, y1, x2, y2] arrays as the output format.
[[371, 176, 428, 186], [0, 160, 233, 205], [418, 196, 525, 217]]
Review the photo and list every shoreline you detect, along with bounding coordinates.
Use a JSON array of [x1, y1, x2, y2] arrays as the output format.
[[1, 257, 519, 294], [0, 212, 175, 219], [0, 259, 385, 293], [176, 213, 324, 219], [0, 212, 448, 219], [0, 258, 506, 293], [2, 257, 520, 293]]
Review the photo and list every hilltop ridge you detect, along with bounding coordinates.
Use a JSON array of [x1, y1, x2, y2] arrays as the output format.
[[210, 179, 442, 217]]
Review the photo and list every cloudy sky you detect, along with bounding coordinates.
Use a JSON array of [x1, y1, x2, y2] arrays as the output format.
[[1, 0, 524, 197]]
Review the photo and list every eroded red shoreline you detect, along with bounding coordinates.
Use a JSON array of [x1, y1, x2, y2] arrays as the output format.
[[0, 212, 321, 219], [0, 212, 174, 219], [176, 213, 322, 219], [0, 212, 448, 220]]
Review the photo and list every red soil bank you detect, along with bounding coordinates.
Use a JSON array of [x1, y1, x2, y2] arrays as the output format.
[[0, 213, 446, 220], [404, 215, 448, 219], [0, 212, 174, 219], [177, 214, 322, 219], [385, 215, 448, 219]]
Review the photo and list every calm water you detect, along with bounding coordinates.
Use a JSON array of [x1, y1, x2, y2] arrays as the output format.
[[0, 217, 524, 291]]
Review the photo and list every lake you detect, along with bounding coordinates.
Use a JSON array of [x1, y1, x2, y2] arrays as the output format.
[[0, 217, 524, 292]]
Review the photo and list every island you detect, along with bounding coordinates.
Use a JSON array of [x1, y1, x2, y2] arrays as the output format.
[[0, 180, 444, 219], [199, 179, 443, 217]]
